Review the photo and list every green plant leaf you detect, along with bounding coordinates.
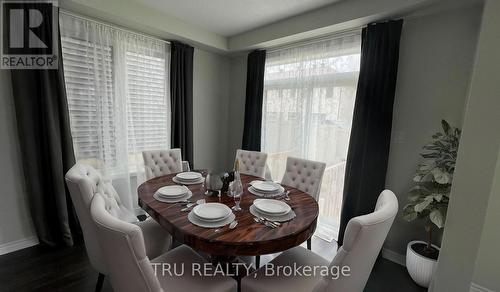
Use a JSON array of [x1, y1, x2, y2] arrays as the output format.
[[424, 144, 441, 151], [409, 185, 431, 193], [432, 133, 443, 139], [442, 120, 450, 135], [408, 193, 421, 202], [414, 198, 433, 212], [403, 211, 418, 222], [422, 152, 441, 159], [403, 204, 414, 211], [432, 168, 451, 184], [419, 160, 435, 171], [430, 209, 445, 228], [404, 119, 459, 228], [433, 194, 443, 202]]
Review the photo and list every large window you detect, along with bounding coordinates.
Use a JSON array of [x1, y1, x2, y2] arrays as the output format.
[[62, 37, 117, 165], [61, 15, 170, 171], [60, 12, 170, 210], [126, 51, 170, 155], [262, 32, 361, 241]]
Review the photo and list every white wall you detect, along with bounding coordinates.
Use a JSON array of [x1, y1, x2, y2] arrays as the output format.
[[226, 54, 248, 167], [432, 0, 500, 290], [0, 70, 37, 252], [193, 49, 231, 172], [384, 3, 482, 256], [472, 146, 500, 291]]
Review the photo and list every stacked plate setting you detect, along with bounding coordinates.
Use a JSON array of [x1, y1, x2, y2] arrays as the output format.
[[188, 203, 235, 228], [248, 181, 284, 198], [250, 199, 296, 222], [154, 185, 192, 203], [173, 171, 204, 185]]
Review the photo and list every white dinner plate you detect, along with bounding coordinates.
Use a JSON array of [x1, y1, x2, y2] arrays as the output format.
[[248, 186, 284, 198], [193, 203, 231, 221], [173, 176, 205, 185], [153, 191, 192, 203], [249, 205, 296, 222], [252, 181, 280, 193], [253, 199, 291, 216], [188, 211, 235, 228], [176, 172, 202, 181], [156, 185, 189, 198], [193, 211, 231, 222]]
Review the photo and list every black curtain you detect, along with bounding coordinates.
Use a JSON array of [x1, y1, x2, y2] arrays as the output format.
[[338, 20, 403, 246], [10, 5, 79, 246], [242, 50, 266, 151], [170, 41, 194, 167]]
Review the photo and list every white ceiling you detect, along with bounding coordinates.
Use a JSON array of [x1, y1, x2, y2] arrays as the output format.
[[135, 0, 342, 37]]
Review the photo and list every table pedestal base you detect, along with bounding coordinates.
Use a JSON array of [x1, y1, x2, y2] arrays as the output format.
[[210, 255, 256, 292]]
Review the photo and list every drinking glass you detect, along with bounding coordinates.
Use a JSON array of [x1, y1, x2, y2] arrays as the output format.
[[204, 173, 212, 195], [230, 182, 243, 211], [212, 175, 223, 201]]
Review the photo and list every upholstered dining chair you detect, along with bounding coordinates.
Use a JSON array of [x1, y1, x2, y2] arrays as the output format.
[[65, 163, 172, 292], [142, 149, 190, 180], [235, 149, 270, 179], [242, 190, 398, 292], [282, 156, 326, 250], [90, 193, 238, 292]]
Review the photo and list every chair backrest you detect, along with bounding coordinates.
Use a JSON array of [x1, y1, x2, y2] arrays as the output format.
[[65, 163, 137, 274], [91, 193, 162, 292], [143, 149, 183, 180], [281, 157, 326, 201], [314, 190, 398, 292], [235, 149, 268, 178]]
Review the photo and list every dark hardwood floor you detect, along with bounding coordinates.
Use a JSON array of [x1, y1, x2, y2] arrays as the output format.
[[0, 236, 425, 292]]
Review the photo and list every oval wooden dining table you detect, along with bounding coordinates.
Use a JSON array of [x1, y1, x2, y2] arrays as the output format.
[[137, 172, 319, 258]]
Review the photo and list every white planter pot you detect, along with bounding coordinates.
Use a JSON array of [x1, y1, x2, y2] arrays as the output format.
[[406, 240, 440, 288]]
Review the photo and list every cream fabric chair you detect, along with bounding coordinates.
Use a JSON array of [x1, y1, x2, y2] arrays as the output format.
[[65, 163, 172, 291], [235, 149, 269, 179], [90, 193, 238, 292], [280, 156, 326, 250], [281, 156, 326, 201], [242, 190, 398, 292], [142, 149, 190, 180]]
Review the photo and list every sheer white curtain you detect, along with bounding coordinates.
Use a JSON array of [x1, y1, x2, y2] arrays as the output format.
[[60, 13, 170, 212], [262, 32, 361, 238]]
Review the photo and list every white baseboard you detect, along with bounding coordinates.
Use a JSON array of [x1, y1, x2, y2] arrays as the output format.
[[0, 236, 39, 256], [470, 283, 495, 292], [381, 248, 406, 266]]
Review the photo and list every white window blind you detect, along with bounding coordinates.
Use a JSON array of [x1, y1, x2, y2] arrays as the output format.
[[126, 50, 169, 153], [60, 12, 171, 211], [62, 37, 117, 166], [61, 38, 170, 171]]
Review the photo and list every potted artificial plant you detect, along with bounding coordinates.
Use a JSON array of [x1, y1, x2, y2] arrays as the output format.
[[403, 120, 460, 287]]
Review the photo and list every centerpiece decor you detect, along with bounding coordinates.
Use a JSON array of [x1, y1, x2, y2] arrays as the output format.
[[402, 120, 460, 287]]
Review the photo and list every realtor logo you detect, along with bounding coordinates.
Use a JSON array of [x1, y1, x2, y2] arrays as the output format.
[[1, 0, 58, 69]]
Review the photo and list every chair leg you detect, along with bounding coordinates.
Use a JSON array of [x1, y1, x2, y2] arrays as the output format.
[[255, 255, 260, 268], [307, 238, 312, 250], [95, 273, 105, 292]]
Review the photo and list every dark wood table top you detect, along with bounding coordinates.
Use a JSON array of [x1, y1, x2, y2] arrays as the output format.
[[137, 172, 319, 256]]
